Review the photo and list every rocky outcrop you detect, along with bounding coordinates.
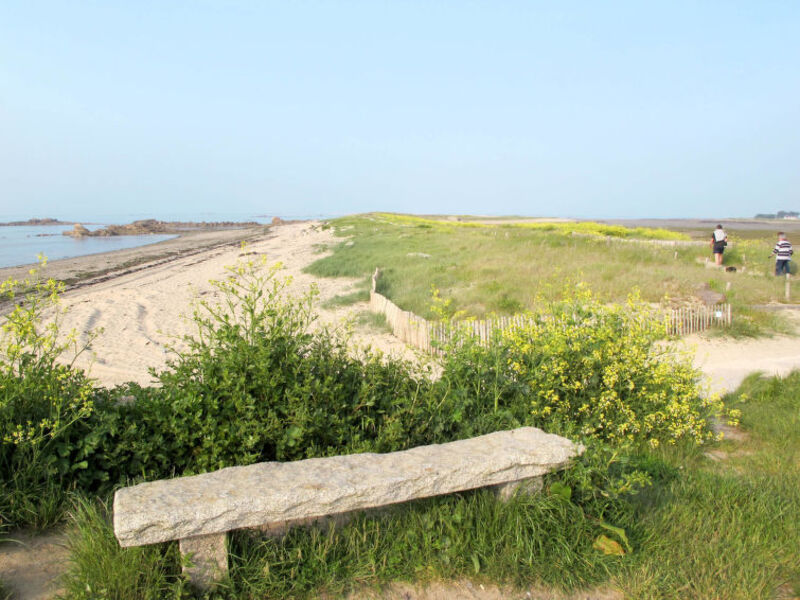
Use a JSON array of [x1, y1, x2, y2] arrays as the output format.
[[63, 219, 261, 237], [64, 224, 91, 238]]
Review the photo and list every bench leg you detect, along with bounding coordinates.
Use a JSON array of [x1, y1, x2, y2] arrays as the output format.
[[179, 532, 228, 589], [494, 476, 543, 501]]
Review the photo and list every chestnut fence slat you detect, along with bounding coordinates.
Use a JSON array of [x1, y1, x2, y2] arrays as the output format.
[[369, 268, 731, 355]]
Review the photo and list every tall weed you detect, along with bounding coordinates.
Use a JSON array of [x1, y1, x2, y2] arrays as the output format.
[[0, 259, 100, 527]]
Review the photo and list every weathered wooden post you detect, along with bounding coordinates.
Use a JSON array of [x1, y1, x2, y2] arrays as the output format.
[[786, 273, 791, 302]]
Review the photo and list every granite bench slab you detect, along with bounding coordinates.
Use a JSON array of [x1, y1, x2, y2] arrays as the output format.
[[113, 426, 582, 587]]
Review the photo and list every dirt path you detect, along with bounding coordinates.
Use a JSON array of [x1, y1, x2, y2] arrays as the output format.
[[0, 531, 68, 600]]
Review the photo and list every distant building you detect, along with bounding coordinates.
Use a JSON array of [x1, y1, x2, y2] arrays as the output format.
[[755, 211, 799, 219]]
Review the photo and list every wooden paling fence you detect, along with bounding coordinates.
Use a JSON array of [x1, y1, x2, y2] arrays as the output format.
[[369, 269, 732, 354], [666, 303, 731, 337]]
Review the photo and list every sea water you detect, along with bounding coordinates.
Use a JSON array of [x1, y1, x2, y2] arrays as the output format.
[[0, 224, 178, 269], [0, 212, 337, 269]]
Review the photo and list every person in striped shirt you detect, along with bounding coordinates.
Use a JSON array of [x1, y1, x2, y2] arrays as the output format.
[[772, 232, 793, 276]]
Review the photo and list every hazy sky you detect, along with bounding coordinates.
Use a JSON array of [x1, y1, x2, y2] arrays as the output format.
[[1, 1, 798, 220]]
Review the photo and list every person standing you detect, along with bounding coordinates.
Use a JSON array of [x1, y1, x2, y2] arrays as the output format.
[[772, 232, 793, 276], [711, 224, 727, 266]]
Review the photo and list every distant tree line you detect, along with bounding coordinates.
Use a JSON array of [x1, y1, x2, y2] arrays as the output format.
[[755, 210, 799, 219]]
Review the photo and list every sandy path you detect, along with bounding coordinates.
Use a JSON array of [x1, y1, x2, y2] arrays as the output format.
[[0, 532, 67, 600], [687, 311, 800, 395], [48, 221, 413, 387]]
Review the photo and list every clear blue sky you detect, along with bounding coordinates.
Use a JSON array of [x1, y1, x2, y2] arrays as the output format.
[[2, 1, 798, 220]]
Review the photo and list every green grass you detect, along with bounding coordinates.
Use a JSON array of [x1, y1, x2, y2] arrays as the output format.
[[57, 371, 800, 599], [1, 461, 73, 531], [355, 311, 391, 333], [306, 214, 794, 329], [618, 371, 800, 598], [61, 497, 186, 600], [0, 580, 11, 600], [62, 484, 623, 599], [321, 288, 371, 309], [623, 469, 800, 598]]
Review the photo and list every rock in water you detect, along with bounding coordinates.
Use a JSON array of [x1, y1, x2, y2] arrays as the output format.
[[63, 223, 91, 237]]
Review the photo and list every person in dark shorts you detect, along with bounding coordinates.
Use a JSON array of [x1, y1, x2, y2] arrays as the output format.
[[710, 224, 727, 266], [772, 232, 793, 276]]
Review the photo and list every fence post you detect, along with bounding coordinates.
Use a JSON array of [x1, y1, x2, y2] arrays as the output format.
[[786, 273, 791, 302]]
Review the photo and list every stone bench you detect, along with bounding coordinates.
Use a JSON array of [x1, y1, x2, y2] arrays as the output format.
[[113, 427, 581, 587]]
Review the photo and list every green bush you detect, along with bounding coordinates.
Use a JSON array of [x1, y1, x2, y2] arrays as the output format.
[[433, 286, 726, 448], [81, 260, 431, 486], [0, 261, 100, 526], [1, 256, 720, 534]]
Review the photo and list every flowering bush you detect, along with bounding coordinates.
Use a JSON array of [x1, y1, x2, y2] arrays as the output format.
[[436, 286, 728, 447], [375, 213, 689, 241]]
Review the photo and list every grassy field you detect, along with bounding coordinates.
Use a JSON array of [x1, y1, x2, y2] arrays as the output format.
[[306, 213, 793, 334]]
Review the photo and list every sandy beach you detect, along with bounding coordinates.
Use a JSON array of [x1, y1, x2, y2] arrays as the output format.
[[0, 221, 415, 388]]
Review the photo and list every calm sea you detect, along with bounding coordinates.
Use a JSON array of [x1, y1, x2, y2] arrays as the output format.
[[0, 212, 337, 269]]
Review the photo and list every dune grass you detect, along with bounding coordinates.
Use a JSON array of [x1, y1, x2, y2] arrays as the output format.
[[321, 288, 371, 309], [306, 214, 792, 334], [355, 310, 391, 333]]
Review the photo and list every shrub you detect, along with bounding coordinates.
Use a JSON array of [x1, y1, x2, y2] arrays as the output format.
[[87, 259, 431, 484], [434, 285, 725, 448], [0, 260, 100, 526]]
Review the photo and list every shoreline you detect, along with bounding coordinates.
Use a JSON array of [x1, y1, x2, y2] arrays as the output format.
[[1, 220, 414, 388], [0, 225, 267, 293]]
